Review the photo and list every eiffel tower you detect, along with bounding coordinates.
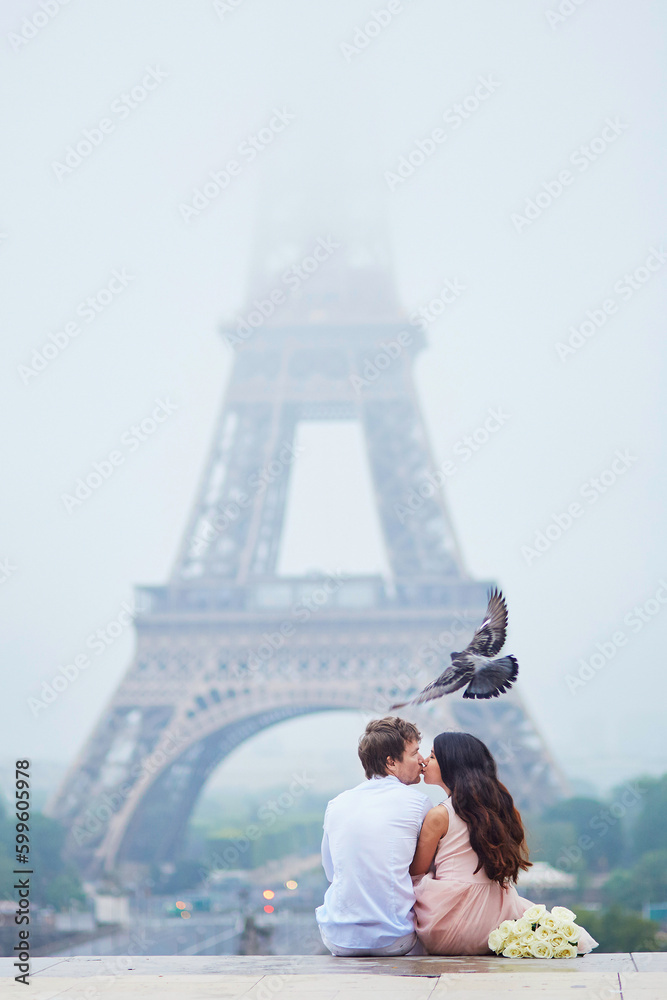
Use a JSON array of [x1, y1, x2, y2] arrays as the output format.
[[49, 229, 567, 877]]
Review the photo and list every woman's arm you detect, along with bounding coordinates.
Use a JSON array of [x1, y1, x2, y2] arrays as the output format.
[[410, 804, 449, 876]]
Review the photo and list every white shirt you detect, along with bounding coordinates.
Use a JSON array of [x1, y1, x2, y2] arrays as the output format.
[[315, 775, 432, 950]]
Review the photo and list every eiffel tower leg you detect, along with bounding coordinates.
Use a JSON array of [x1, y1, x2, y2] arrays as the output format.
[[362, 395, 462, 582], [175, 402, 279, 582], [237, 404, 299, 581], [47, 702, 176, 870]]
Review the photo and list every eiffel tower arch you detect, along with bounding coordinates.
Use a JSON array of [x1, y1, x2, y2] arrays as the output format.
[[49, 246, 567, 876]]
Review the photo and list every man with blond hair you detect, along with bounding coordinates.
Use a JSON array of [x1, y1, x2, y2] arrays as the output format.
[[316, 716, 431, 957]]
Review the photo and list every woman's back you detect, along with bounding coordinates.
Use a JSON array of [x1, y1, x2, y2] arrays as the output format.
[[412, 797, 533, 954], [432, 798, 491, 885]]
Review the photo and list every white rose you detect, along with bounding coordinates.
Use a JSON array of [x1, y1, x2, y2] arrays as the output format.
[[559, 921, 582, 942], [523, 904, 547, 923], [529, 939, 554, 959], [514, 916, 534, 933], [550, 933, 568, 950], [516, 930, 535, 949], [538, 914, 559, 931], [550, 906, 576, 922], [553, 943, 578, 959], [497, 919, 517, 936], [502, 942, 524, 958], [488, 928, 506, 953]]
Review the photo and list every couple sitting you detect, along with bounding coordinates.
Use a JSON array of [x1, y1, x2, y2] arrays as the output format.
[[316, 717, 598, 957]]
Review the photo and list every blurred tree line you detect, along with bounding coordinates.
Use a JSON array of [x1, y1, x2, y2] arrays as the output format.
[[0, 798, 85, 910]]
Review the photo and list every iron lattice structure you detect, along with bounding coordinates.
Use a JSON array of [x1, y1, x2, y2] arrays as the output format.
[[49, 256, 567, 876]]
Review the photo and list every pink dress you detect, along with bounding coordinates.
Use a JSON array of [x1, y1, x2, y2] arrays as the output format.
[[412, 798, 597, 956]]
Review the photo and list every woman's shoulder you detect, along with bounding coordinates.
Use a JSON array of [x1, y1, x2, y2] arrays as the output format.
[[423, 802, 450, 833], [439, 797, 466, 827]]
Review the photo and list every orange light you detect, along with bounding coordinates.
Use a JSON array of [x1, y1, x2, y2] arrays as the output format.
[[285, 880, 298, 891], [263, 905, 274, 913], [181, 911, 191, 919], [262, 889, 275, 900], [175, 900, 186, 909]]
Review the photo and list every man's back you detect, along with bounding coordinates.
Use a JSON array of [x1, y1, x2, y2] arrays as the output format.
[[316, 775, 431, 951]]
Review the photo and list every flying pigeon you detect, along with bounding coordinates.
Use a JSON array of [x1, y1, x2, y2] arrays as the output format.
[[391, 588, 518, 708]]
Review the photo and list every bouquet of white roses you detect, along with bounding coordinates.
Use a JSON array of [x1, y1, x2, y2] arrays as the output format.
[[488, 905, 583, 959]]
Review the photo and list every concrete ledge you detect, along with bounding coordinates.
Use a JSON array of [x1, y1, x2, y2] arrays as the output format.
[[1, 953, 665, 998]]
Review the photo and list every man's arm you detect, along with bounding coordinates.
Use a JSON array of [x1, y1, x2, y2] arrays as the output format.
[[321, 809, 334, 881], [409, 804, 449, 876]]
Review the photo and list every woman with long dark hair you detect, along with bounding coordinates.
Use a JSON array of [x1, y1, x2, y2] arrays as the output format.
[[409, 732, 598, 955]]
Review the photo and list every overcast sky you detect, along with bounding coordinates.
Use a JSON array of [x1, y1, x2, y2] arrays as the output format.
[[1, 0, 666, 807]]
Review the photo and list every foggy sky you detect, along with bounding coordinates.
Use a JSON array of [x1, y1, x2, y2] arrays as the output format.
[[1, 0, 666, 802]]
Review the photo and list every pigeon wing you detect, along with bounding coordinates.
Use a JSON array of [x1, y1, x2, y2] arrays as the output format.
[[464, 588, 508, 657], [390, 662, 474, 710]]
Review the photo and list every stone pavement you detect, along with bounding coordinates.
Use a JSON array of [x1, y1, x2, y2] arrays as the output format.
[[0, 952, 665, 998]]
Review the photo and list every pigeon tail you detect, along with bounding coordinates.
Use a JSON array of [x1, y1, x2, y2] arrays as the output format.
[[462, 655, 519, 700]]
